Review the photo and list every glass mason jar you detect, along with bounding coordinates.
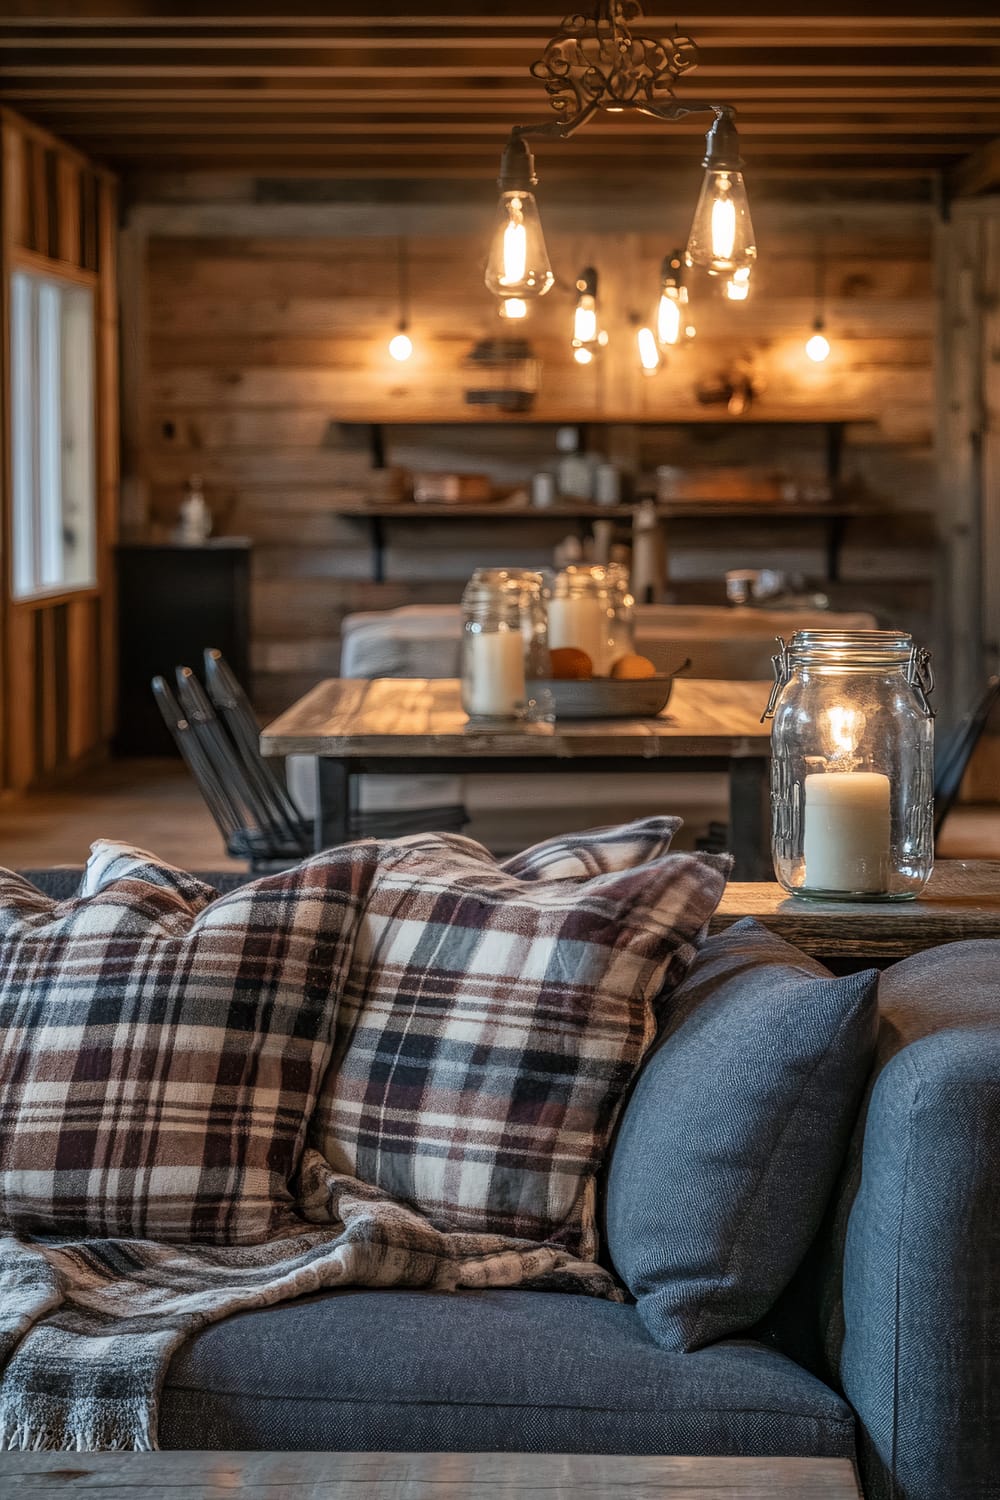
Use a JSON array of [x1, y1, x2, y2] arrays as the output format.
[[602, 561, 636, 671], [460, 571, 528, 722], [764, 631, 935, 900], [547, 565, 609, 674]]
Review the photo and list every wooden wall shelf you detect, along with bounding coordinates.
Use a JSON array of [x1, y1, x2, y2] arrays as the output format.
[[332, 499, 881, 586]]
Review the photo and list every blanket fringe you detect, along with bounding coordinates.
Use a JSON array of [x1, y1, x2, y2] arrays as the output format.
[[0, 1417, 155, 1452]]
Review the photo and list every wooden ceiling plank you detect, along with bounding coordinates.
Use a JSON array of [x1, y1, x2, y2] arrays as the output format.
[[949, 136, 1000, 195]]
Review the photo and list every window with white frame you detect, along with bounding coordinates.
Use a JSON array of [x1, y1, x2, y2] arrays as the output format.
[[10, 269, 97, 601]]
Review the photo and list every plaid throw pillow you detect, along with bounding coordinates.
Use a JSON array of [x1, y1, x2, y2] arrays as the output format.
[[0, 841, 377, 1245], [311, 835, 730, 1258], [501, 816, 681, 881]]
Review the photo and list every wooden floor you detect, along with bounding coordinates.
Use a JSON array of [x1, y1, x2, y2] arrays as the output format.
[[0, 760, 241, 873], [0, 757, 996, 874]]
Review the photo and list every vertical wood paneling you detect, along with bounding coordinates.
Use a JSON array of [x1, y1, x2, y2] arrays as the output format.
[[0, 106, 118, 790]]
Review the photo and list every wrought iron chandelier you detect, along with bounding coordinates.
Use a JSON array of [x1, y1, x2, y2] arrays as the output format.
[[484, 0, 757, 306]]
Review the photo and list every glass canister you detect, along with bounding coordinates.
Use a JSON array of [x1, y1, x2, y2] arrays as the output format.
[[764, 631, 935, 900], [461, 571, 528, 722], [602, 561, 636, 671], [466, 567, 549, 680], [547, 565, 608, 674]]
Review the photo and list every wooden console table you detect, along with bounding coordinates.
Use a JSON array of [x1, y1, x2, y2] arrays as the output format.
[[712, 860, 1000, 962], [2, 1450, 861, 1498]]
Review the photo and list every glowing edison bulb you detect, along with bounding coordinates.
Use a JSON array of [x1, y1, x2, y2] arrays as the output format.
[[725, 267, 751, 301], [711, 192, 737, 262], [656, 292, 681, 347], [686, 168, 756, 278], [502, 201, 527, 286], [484, 189, 553, 299], [636, 326, 660, 375], [806, 328, 831, 363], [500, 297, 527, 320], [574, 346, 594, 366], [573, 295, 598, 346], [388, 332, 413, 362]]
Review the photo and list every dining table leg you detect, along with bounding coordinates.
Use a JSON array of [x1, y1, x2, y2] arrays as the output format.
[[314, 757, 351, 851], [728, 755, 773, 881]]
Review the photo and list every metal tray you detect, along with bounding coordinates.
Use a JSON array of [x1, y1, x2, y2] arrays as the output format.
[[527, 675, 675, 720]]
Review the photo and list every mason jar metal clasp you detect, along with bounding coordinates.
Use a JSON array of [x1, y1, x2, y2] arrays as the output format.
[[905, 644, 936, 719], [761, 636, 790, 723]]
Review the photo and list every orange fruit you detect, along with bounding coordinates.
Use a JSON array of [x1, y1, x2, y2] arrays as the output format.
[[610, 653, 657, 680], [550, 647, 594, 680]]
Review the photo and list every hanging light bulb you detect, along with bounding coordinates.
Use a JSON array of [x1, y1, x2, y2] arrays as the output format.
[[806, 321, 831, 363], [636, 325, 660, 376], [499, 297, 527, 320], [387, 234, 414, 361], [654, 251, 692, 349], [804, 235, 831, 361], [686, 111, 756, 278], [484, 138, 554, 300], [571, 266, 601, 358], [725, 267, 751, 302]]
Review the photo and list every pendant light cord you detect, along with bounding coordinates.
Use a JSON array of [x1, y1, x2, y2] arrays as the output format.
[[397, 234, 410, 333], [814, 232, 825, 328]]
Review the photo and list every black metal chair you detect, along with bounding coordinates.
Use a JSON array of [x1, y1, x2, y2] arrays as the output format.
[[203, 648, 468, 842], [154, 674, 309, 874], [934, 676, 1000, 841], [155, 653, 469, 871]]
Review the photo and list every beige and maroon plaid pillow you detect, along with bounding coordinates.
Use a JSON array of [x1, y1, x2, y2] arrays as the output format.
[[0, 840, 378, 1245], [311, 835, 731, 1259], [501, 816, 681, 881]]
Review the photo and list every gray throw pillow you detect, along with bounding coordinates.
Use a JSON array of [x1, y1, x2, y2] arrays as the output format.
[[604, 917, 878, 1351]]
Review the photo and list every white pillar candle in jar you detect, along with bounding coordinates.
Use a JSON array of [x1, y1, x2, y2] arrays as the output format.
[[803, 771, 891, 893], [465, 628, 525, 718], [547, 594, 607, 672]]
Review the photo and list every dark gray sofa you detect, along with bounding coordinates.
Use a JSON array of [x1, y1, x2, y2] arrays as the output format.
[[21, 870, 1000, 1500]]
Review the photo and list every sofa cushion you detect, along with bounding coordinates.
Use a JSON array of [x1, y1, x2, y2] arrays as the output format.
[[311, 836, 730, 1258], [501, 816, 681, 880], [160, 1287, 855, 1457], [0, 841, 375, 1244], [605, 918, 879, 1351]]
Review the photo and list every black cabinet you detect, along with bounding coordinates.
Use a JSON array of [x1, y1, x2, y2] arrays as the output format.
[[115, 540, 251, 757]]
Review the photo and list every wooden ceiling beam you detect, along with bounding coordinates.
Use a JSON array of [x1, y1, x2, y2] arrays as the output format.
[[949, 136, 1000, 194], [45, 119, 1000, 139]]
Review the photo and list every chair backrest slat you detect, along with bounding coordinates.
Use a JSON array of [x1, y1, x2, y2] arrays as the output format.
[[152, 677, 247, 850], [934, 676, 1000, 839], [202, 649, 309, 844]]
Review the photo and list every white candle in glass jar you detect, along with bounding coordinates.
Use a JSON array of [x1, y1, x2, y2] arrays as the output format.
[[803, 771, 892, 893], [547, 594, 607, 673], [465, 629, 525, 718]]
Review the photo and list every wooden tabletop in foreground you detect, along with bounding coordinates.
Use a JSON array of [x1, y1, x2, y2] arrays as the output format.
[[1, 1450, 862, 1498], [261, 677, 773, 758], [714, 860, 1000, 959]]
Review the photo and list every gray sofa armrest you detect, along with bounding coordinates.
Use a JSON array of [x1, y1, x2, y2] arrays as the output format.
[[823, 941, 1000, 1500]]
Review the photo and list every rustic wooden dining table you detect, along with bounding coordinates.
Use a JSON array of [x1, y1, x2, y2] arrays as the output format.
[[261, 676, 774, 879]]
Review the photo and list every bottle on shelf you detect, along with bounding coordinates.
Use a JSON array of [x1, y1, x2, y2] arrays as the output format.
[[175, 474, 213, 545], [555, 426, 593, 501], [631, 499, 667, 604]]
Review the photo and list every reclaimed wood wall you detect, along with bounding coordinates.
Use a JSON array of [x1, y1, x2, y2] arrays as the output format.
[[0, 108, 118, 791], [936, 196, 1000, 743], [124, 181, 939, 715]]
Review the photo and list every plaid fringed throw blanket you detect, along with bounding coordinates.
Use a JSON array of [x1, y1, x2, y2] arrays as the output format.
[[0, 1151, 619, 1452]]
